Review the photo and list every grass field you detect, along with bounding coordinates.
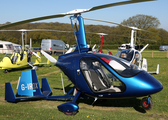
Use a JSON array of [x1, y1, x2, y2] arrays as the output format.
[[0, 50, 168, 120]]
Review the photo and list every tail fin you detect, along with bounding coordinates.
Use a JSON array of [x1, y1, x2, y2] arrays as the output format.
[[34, 52, 41, 65], [142, 58, 147, 71], [5, 82, 16, 102], [17, 69, 43, 96], [46, 59, 50, 64], [41, 78, 52, 96]]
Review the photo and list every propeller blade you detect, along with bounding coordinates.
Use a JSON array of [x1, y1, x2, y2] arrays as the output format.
[[92, 44, 96, 50], [0, 0, 155, 30], [65, 47, 74, 54], [140, 44, 149, 53], [41, 50, 57, 63], [32, 52, 41, 58]]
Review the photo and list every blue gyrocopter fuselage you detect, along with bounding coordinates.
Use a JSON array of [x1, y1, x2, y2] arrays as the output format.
[[56, 51, 163, 99]]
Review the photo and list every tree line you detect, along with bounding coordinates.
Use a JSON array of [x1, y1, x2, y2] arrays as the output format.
[[0, 14, 168, 49]]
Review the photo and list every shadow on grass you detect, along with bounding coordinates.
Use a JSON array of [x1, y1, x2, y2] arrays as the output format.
[[77, 98, 146, 113], [8, 84, 146, 114], [53, 84, 146, 113]]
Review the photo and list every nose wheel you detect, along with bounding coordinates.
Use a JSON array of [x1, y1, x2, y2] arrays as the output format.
[[141, 96, 153, 110]]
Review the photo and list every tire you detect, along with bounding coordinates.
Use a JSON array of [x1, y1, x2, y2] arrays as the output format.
[[4, 69, 8, 73], [64, 111, 78, 116], [141, 97, 153, 110]]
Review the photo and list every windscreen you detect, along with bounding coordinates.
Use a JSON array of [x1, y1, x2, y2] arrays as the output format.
[[94, 53, 142, 77], [114, 49, 134, 62]]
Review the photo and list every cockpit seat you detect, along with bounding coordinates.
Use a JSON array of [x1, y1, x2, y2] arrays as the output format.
[[81, 60, 121, 93]]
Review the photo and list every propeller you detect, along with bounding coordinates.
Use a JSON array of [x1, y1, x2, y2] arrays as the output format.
[[41, 50, 57, 63], [0, 0, 155, 29]]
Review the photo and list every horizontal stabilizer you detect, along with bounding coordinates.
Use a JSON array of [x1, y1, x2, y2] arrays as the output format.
[[5, 70, 52, 102]]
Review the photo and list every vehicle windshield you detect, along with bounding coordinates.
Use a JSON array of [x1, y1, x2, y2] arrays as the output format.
[[93, 53, 142, 77]]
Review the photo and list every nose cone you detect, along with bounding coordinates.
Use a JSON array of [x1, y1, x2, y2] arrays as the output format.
[[135, 71, 163, 95]]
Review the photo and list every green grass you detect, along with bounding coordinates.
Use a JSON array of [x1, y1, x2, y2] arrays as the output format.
[[0, 50, 168, 120]]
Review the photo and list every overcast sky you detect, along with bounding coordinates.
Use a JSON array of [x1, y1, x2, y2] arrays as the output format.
[[0, 0, 167, 31]]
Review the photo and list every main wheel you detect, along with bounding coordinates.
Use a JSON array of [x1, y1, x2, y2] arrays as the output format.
[[64, 111, 78, 116], [141, 97, 153, 110], [4, 69, 8, 73]]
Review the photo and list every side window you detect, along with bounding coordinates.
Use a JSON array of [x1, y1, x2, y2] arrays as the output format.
[[133, 52, 140, 66], [101, 65, 125, 90], [80, 57, 125, 93], [0, 44, 3, 48]]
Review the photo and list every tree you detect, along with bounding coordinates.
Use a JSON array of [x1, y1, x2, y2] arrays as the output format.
[[121, 14, 160, 30], [120, 14, 161, 45]]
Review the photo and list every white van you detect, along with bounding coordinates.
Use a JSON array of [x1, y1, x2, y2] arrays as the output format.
[[41, 39, 68, 54], [0, 40, 14, 54], [159, 46, 168, 51]]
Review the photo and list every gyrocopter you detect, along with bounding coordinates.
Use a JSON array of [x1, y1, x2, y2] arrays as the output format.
[[0, 29, 52, 73], [3, 0, 163, 116], [92, 33, 113, 55]]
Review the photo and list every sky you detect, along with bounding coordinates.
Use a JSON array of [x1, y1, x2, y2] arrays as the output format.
[[0, 0, 167, 31]]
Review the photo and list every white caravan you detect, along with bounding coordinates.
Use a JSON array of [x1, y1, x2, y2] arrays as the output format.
[[0, 40, 14, 54]]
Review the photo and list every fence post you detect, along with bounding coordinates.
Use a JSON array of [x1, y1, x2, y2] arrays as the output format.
[[152, 50, 153, 58], [167, 51, 168, 58]]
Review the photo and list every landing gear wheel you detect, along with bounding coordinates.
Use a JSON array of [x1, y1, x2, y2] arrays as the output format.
[[4, 69, 8, 73], [141, 97, 153, 110], [64, 111, 78, 116]]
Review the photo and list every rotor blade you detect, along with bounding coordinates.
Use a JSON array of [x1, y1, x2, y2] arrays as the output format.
[[89, 0, 155, 12], [84, 18, 141, 30], [41, 50, 57, 63], [0, 14, 66, 29], [0, 0, 155, 30], [84, 18, 154, 33], [0, 29, 73, 33]]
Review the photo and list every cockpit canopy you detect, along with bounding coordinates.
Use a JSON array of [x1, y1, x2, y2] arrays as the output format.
[[114, 49, 141, 67], [94, 53, 142, 77]]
